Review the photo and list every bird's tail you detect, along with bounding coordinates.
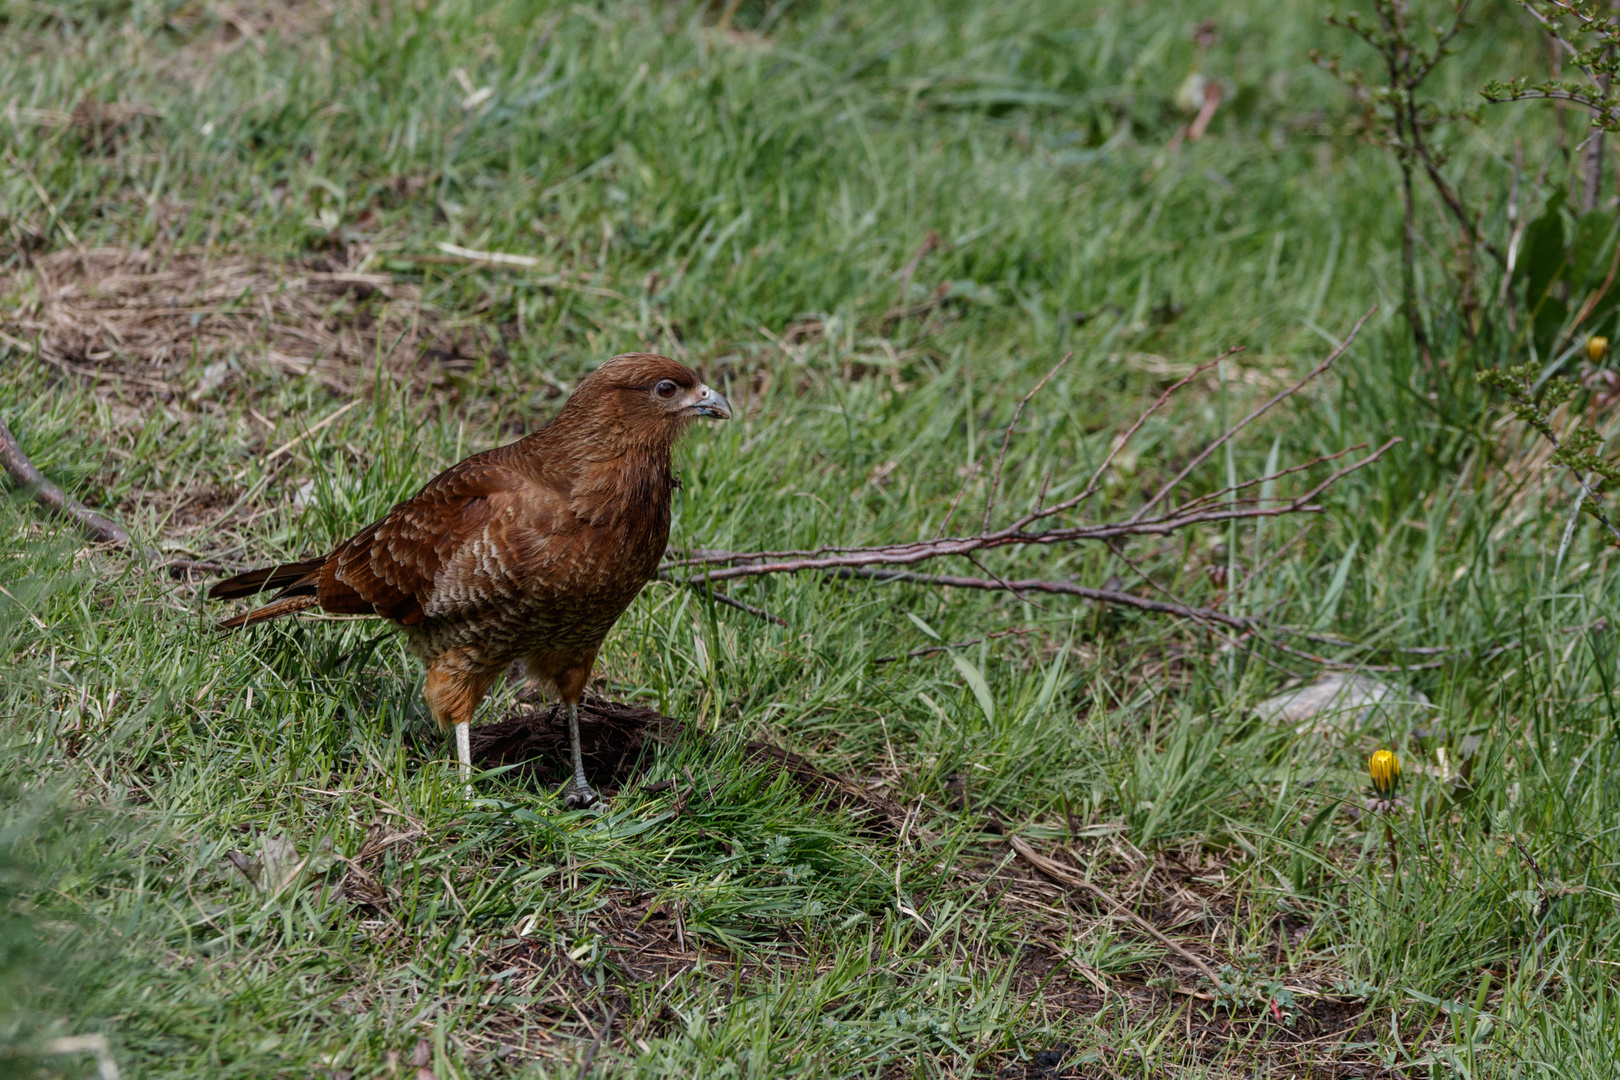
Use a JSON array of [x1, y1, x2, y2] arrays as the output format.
[[208, 558, 324, 600], [216, 594, 320, 630], [209, 558, 325, 630]]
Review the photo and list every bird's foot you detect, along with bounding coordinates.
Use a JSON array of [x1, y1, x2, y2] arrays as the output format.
[[559, 776, 600, 810]]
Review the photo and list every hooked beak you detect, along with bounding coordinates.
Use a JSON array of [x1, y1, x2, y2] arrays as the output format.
[[688, 383, 732, 420]]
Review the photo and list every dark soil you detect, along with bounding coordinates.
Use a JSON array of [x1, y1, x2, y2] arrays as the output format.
[[468, 694, 904, 831]]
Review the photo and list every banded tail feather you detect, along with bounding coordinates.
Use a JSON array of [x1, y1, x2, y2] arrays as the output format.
[[208, 559, 324, 601], [210, 558, 325, 630], [216, 593, 321, 630]]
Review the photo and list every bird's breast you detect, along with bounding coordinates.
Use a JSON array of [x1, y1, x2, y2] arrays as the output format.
[[406, 503, 669, 669]]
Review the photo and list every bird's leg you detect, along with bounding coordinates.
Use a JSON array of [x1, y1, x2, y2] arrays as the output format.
[[559, 700, 599, 809], [424, 662, 492, 800], [455, 720, 472, 794], [530, 655, 601, 809]]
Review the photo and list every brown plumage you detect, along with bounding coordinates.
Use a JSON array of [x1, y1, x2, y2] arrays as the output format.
[[209, 353, 732, 806]]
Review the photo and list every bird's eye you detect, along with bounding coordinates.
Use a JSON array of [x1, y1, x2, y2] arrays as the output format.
[[654, 379, 679, 399]]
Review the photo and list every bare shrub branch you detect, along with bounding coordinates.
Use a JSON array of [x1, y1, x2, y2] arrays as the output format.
[[676, 311, 1386, 585], [671, 309, 1392, 644]]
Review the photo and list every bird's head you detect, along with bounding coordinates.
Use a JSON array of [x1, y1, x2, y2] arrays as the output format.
[[559, 353, 731, 451]]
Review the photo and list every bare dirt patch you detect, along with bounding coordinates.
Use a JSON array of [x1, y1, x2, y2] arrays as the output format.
[[467, 884, 806, 1068], [470, 696, 683, 795], [966, 833, 1399, 1077]]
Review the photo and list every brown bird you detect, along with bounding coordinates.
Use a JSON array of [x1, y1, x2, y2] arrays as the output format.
[[208, 353, 731, 807]]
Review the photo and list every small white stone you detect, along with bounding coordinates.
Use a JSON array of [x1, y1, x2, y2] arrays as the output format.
[[1253, 672, 1431, 737]]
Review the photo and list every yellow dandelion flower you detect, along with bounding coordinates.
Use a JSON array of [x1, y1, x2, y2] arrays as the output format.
[[1369, 749, 1401, 796], [1589, 335, 1610, 363]]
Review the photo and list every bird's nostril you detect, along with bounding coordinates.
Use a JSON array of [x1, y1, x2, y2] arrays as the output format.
[[694, 386, 732, 419]]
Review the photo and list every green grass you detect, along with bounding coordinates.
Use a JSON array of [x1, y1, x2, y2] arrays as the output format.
[[5, 0, 1620, 1076]]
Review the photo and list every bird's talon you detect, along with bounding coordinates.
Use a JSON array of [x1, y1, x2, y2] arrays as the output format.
[[560, 780, 600, 809]]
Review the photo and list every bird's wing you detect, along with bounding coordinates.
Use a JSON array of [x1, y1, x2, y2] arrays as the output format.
[[317, 457, 574, 626]]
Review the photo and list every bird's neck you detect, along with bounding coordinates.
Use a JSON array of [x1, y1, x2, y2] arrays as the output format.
[[580, 441, 675, 513], [528, 426, 676, 529]]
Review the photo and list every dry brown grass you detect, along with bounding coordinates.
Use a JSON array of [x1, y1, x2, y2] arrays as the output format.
[[154, 0, 346, 87], [0, 245, 458, 403]]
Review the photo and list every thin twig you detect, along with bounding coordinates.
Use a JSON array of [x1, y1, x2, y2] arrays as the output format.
[[828, 567, 1256, 630], [966, 551, 1051, 613], [873, 626, 1039, 664], [1130, 308, 1375, 524], [933, 461, 980, 541], [849, 566, 1378, 671], [1072, 351, 1239, 521], [1008, 833, 1224, 986], [983, 352, 1071, 534], [1521, 2, 1598, 71], [657, 571, 786, 626], [1167, 443, 1368, 516], [0, 415, 132, 547]]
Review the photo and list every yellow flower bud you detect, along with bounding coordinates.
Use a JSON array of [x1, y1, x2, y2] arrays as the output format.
[[1588, 335, 1610, 363], [1369, 749, 1401, 796]]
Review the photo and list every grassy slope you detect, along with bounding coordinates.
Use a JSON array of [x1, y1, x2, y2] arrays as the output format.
[[3, 0, 1619, 1076]]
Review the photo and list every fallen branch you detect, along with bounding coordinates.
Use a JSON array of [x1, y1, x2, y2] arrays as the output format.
[[0, 415, 130, 546], [848, 567, 1515, 670], [674, 312, 1385, 589], [1, 415, 224, 578], [673, 438, 1396, 583]]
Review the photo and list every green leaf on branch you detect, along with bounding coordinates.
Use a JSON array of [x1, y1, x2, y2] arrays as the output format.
[[1518, 198, 1568, 302], [1569, 210, 1615, 293]]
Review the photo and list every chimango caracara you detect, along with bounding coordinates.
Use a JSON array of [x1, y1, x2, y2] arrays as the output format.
[[208, 354, 731, 807]]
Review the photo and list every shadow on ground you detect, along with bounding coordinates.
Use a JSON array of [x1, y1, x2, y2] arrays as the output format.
[[468, 693, 904, 831]]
